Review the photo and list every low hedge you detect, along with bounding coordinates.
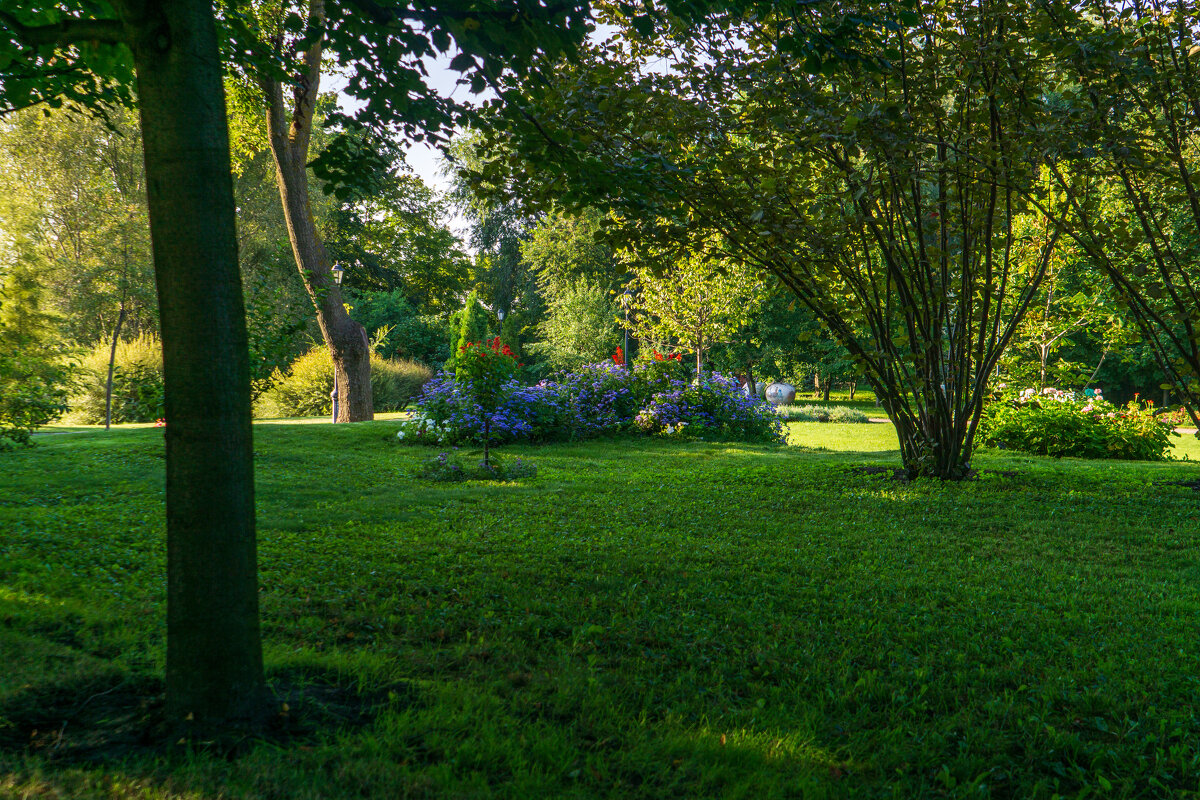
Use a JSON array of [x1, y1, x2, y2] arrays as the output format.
[[257, 345, 432, 417], [978, 387, 1175, 461]]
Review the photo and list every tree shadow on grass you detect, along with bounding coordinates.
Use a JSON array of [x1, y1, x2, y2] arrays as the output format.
[[0, 666, 416, 765]]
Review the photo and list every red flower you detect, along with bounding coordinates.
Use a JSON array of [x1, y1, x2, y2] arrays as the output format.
[[612, 345, 625, 366], [653, 350, 664, 361]]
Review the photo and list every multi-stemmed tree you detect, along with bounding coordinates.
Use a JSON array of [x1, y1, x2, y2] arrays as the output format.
[[487, 1, 1066, 478], [1030, 0, 1200, 426]]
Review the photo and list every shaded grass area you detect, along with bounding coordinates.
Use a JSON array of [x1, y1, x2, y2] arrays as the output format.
[[4, 422, 1200, 797]]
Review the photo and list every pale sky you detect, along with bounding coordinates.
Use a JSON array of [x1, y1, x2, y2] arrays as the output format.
[[330, 50, 485, 245]]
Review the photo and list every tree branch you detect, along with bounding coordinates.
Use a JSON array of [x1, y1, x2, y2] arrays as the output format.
[[0, 9, 124, 47]]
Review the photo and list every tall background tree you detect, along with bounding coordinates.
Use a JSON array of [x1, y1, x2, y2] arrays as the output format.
[[625, 248, 762, 375]]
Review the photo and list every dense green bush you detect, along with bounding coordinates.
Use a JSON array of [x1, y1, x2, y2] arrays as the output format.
[[978, 387, 1175, 461], [346, 289, 449, 365], [1, 265, 74, 446], [1, 280, 72, 448], [69, 335, 164, 424], [776, 404, 870, 423], [0, 349, 73, 448], [257, 345, 432, 417], [528, 278, 620, 371]]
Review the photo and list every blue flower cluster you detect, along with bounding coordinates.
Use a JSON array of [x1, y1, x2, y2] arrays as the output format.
[[400, 362, 786, 446], [634, 371, 786, 443]]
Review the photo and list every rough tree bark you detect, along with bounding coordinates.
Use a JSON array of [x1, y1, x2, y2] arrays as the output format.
[[127, 0, 267, 724], [261, 0, 372, 422]]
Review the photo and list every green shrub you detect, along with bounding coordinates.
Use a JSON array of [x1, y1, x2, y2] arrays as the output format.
[[372, 356, 434, 412], [257, 345, 432, 417], [528, 278, 620, 371], [68, 335, 164, 424], [978, 387, 1175, 461], [2, 265, 75, 445], [346, 289, 449, 365], [0, 350, 73, 448], [776, 404, 870, 423]]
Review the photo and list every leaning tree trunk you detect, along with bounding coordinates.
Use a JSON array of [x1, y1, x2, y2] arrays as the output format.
[[262, 0, 371, 422], [103, 293, 126, 431], [128, 0, 267, 726]]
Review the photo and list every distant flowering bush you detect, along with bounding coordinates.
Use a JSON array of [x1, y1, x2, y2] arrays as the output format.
[[398, 362, 786, 447], [979, 386, 1176, 461]]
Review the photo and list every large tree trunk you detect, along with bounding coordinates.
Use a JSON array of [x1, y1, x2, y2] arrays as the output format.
[[128, 0, 266, 726], [262, 0, 372, 422]]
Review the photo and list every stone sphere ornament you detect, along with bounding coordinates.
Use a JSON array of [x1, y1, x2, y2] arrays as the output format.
[[764, 382, 796, 405]]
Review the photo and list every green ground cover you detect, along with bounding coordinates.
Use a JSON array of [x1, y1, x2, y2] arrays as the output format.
[[3, 421, 1200, 797]]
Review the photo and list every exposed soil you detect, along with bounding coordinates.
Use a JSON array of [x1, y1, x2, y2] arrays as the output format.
[[0, 668, 413, 764]]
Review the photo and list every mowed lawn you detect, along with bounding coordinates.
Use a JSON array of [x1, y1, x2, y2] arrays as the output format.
[[3, 419, 1200, 798]]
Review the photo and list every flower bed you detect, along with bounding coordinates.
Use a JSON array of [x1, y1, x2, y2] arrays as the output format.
[[398, 362, 786, 446], [978, 387, 1176, 461]]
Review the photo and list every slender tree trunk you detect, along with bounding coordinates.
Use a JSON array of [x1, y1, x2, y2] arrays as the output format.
[[849, 380, 856, 401], [262, 0, 371, 422], [104, 293, 127, 430], [127, 0, 266, 726], [822, 379, 831, 404], [745, 361, 756, 397]]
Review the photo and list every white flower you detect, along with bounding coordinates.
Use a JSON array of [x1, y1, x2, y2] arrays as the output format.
[[396, 430, 405, 439]]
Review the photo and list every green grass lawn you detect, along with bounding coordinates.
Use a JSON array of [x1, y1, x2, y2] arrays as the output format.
[[4, 420, 1200, 798]]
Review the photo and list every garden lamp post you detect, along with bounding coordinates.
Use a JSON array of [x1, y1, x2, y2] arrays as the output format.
[[330, 264, 345, 423], [623, 286, 632, 369]]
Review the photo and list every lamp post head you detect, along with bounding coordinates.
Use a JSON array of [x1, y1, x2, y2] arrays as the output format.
[[497, 308, 506, 322], [331, 264, 345, 286]]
